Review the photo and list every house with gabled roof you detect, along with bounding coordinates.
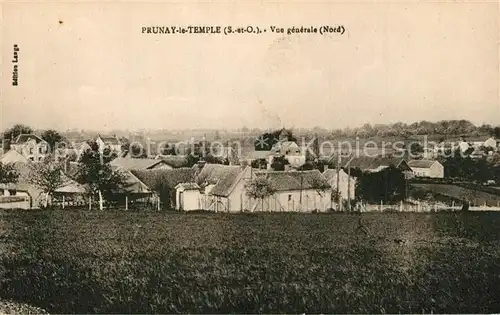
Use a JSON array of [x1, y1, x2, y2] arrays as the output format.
[[96, 134, 122, 153], [110, 157, 173, 171], [0, 149, 29, 164], [9, 134, 49, 162], [195, 164, 252, 212], [131, 167, 197, 209], [250, 170, 332, 212], [408, 159, 444, 178]]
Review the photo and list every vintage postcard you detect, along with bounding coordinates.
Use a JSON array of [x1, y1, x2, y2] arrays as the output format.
[[0, 0, 499, 314]]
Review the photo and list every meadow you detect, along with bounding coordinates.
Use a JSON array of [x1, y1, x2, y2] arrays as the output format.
[[1, 209, 500, 313]]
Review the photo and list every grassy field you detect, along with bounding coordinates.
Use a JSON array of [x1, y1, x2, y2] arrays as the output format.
[[411, 183, 500, 206], [1, 210, 500, 313]]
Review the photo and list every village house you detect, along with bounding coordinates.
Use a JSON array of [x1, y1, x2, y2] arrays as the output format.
[[408, 159, 444, 178], [335, 155, 413, 177], [132, 167, 197, 210], [110, 157, 174, 171], [251, 170, 332, 212], [9, 134, 49, 162], [467, 136, 498, 149], [96, 134, 122, 153], [270, 140, 306, 169], [196, 164, 253, 212], [322, 167, 356, 201]]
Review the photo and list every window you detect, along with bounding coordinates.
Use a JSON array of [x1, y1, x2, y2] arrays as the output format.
[[29, 147, 33, 154], [8, 190, 16, 196], [288, 194, 292, 201], [38, 156, 43, 161], [29, 157, 34, 161], [38, 147, 43, 153]]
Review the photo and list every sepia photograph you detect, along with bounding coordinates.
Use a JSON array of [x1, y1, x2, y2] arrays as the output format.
[[1, 0, 500, 313]]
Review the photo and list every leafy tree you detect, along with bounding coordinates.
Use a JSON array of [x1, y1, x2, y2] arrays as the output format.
[[41, 129, 64, 153], [130, 143, 147, 158], [28, 157, 65, 208], [3, 124, 33, 150], [120, 137, 130, 154], [270, 155, 289, 171], [245, 175, 276, 211], [251, 158, 267, 169], [0, 162, 19, 185], [76, 141, 124, 210], [356, 166, 406, 203], [494, 126, 500, 138]]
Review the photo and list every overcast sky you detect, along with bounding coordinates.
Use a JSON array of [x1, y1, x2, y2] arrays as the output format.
[[1, 1, 499, 132]]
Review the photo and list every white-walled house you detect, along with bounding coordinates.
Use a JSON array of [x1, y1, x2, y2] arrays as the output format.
[[322, 168, 356, 201], [250, 170, 332, 212], [196, 164, 253, 212], [408, 159, 444, 178], [175, 183, 201, 211], [9, 134, 49, 162], [96, 135, 122, 153]]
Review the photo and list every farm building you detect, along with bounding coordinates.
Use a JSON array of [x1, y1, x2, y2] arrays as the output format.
[[110, 157, 173, 171], [196, 164, 252, 212], [175, 183, 201, 211], [329, 155, 412, 176], [250, 170, 332, 212], [131, 167, 197, 209], [0, 162, 43, 209], [322, 167, 356, 201], [408, 160, 444, 178]]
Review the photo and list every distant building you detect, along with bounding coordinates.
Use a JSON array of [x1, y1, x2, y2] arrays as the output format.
[[110, 157, 173, 171], [408, 159, 444, 178], [9, 134, 49, 162], [270, 140, 306, 169], [96, 135, 122, 153], [467, 136, 498, 149]]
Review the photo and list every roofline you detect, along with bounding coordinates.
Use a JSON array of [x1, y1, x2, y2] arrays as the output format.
[[212, 165, 250, 198]]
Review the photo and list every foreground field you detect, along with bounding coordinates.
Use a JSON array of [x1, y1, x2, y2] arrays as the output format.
[[1, 210, 500, 313]]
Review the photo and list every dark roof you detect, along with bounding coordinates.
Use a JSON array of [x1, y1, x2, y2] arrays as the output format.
[[131, 167, 197, 191], [110, 157, 167, 170], [327, 155, 410, 172], [158, 155, 189, 168], [13, 134, 46, 145], [196, 164, 246, 197], [255, 170, 330, 191], [408, 160, 439, 169]]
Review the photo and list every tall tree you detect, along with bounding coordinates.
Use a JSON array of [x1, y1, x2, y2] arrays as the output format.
[[28, 157, 65, 208], [356, 166, 406, 203], [76, 141, 124, 210], [245, 175, 276, 211], [41, 129, 64, 153], [3, 124, 33, 150]]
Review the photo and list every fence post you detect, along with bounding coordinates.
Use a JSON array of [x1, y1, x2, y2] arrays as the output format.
[[125, 195, 128, 211], [62, 195, 65, 209]]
